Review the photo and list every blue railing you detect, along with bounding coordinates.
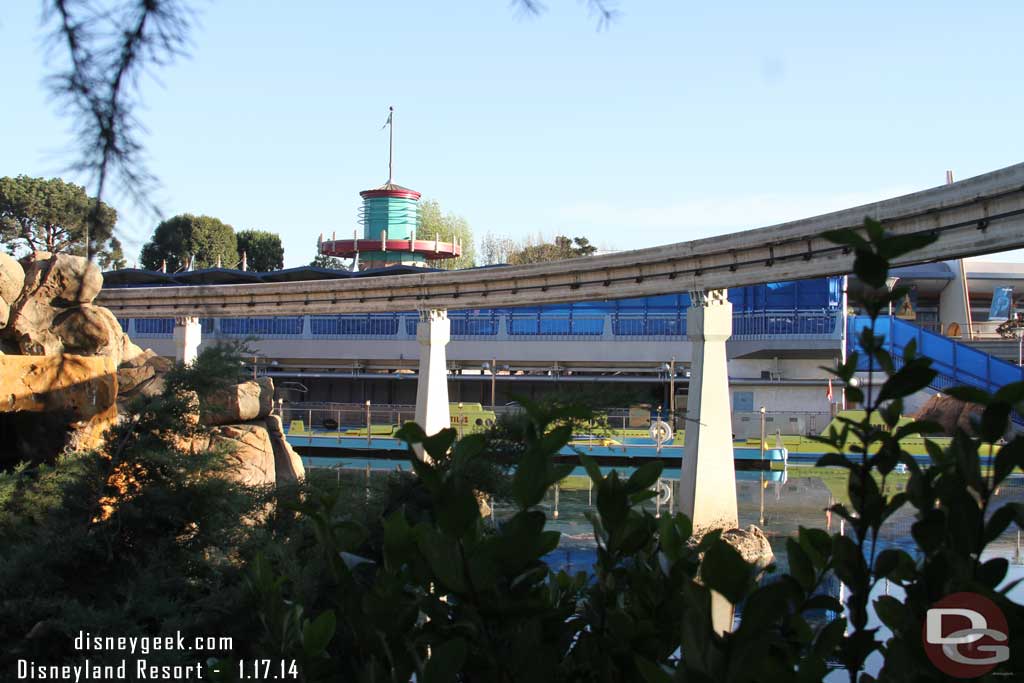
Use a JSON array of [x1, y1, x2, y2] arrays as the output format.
[[507, 314, 605, 336], [134, 318, 175, 336], [312, 315, 399, 337], [848, 316, 1024, 395], [127, 308, 843, 341], [220, 317, 303, 337]]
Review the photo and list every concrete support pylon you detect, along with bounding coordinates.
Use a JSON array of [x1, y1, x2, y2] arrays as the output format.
[[679, 289, 738, 635], [173, 316, 201, 365], [414, 309, 451, 458]]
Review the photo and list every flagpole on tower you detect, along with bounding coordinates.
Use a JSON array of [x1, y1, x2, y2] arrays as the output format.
[[387, 105, 394, 184]]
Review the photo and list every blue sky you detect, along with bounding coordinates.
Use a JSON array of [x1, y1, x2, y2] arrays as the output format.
[[4, 1, 1024, 267]]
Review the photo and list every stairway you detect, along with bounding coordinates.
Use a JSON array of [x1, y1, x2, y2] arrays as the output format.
[[962, 338, 1022, 366], [848, 316, 1024, 407]]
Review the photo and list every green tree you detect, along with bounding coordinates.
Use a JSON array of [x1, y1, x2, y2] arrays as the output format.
[[310, 253, 348, 270], [508, 234, 598, 265], [0, 175, 118, 258], [418, 198, 475, 270], [95, 236, 127, 270], [237, 229, 284, 271], [478, 232, 518, 265], [139, 214, 237, 271]]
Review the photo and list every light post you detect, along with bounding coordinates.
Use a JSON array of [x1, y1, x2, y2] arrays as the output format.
[[759, 406, 766, 461], [885, 276, 901, 355], [669, 356, 676, 428], [846, 376, 860, 410], [759, 405, 766, 525], [659, 363, 670, 418]]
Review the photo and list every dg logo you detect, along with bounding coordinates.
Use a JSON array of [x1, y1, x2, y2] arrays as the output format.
[[923, 592, 1010, 678]]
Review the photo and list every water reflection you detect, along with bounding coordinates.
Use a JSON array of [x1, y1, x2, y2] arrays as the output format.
[[301, 455, 1024, 579]]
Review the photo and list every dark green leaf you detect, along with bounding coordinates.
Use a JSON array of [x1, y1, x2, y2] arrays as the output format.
[[626, 460, 663, 494], [873, 595, 908, 632], [422, 638, 467, 683], [303, 610, 336, 657], [634, 656, 673, 683], [578, 451, 603, 485], [786, 538, 815, 592], [994, 438, 1024, 487], [853, 248, 888, 288], [978, 557, 1009, 588], [701, 539, 752, 604], [823, 228, 869, 249]]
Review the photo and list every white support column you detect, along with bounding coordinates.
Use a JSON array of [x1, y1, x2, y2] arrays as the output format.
[[679, 289, 738, 635], [414, 309, 451, 456], [173, 316, 201, 365]]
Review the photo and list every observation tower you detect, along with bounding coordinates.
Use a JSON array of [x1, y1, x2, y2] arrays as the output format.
[[317, 107, 462, 270]]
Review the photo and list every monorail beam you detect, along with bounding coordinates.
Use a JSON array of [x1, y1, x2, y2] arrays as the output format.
[[97, 162, 1024, 318]]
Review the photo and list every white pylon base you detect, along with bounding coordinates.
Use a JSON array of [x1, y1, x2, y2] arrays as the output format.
[[678, 289, 738, 635], [414, 309, 451, 460], [173, 316, 201, 365]]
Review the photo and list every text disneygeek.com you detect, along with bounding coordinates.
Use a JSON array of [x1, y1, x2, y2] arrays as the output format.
[[15, 630, 232, 681]]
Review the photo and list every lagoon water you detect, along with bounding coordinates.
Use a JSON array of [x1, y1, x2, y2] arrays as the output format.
[[303, 455, 1024, 677], [302, 455, 1024, 589]]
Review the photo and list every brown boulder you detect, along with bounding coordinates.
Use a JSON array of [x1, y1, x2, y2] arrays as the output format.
[[201, 377, 275, 426], [265, 414, 306, 485], [51, 304, 123, 357], [6, 251, 141, 365], [913, 394, 984, 436], [117, 349, 173, 400], [19, 251, 103, 306], [0, 252, 25, 329], [690, 524, 775, 575], [210, 422, 278, 487], [720, 525, 774, 570], [0, 353, 118, 462], [7, 252, 122, 359]]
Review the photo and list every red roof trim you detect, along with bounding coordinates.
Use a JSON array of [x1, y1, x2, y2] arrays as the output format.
[[359, 188, 422, 200], [320, 239, 461, 259]]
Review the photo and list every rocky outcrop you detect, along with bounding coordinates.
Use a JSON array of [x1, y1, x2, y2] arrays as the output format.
[[0, 253, 25, 330], [211, 423, 279, 487], [5, 252, 142, 365], [117, 349, 174, 402], [265, 414, 306, 486], [913, 394, 984, 436], [0, 354, 118, 462], [0, 251, 305, 491], [201, 377, 274, 426], [720, 525, 774, 571], [690, 524, 775, 575]]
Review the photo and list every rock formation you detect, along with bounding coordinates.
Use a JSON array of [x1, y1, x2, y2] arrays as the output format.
[[5, 252, 143, 364], [201, 377, 275, 426], [0, 354, 118, 459], [0, 250, 304, 489], [912, 394, 984, 436], [719, 524, 774, 571], [689, 524, 775, 575], [0, 252, 25, 333]]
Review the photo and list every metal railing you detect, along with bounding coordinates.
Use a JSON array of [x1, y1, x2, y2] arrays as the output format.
[[732, 309, 838, 339], [219, 317, 304, 337], [312, 315, 401, 338], [125, 308, 844, 342], [506, 314, 606, 337]]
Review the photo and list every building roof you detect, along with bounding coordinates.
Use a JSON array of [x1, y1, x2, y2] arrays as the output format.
[[101, 264, 440, 288], [359, 182, 422, 200]]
